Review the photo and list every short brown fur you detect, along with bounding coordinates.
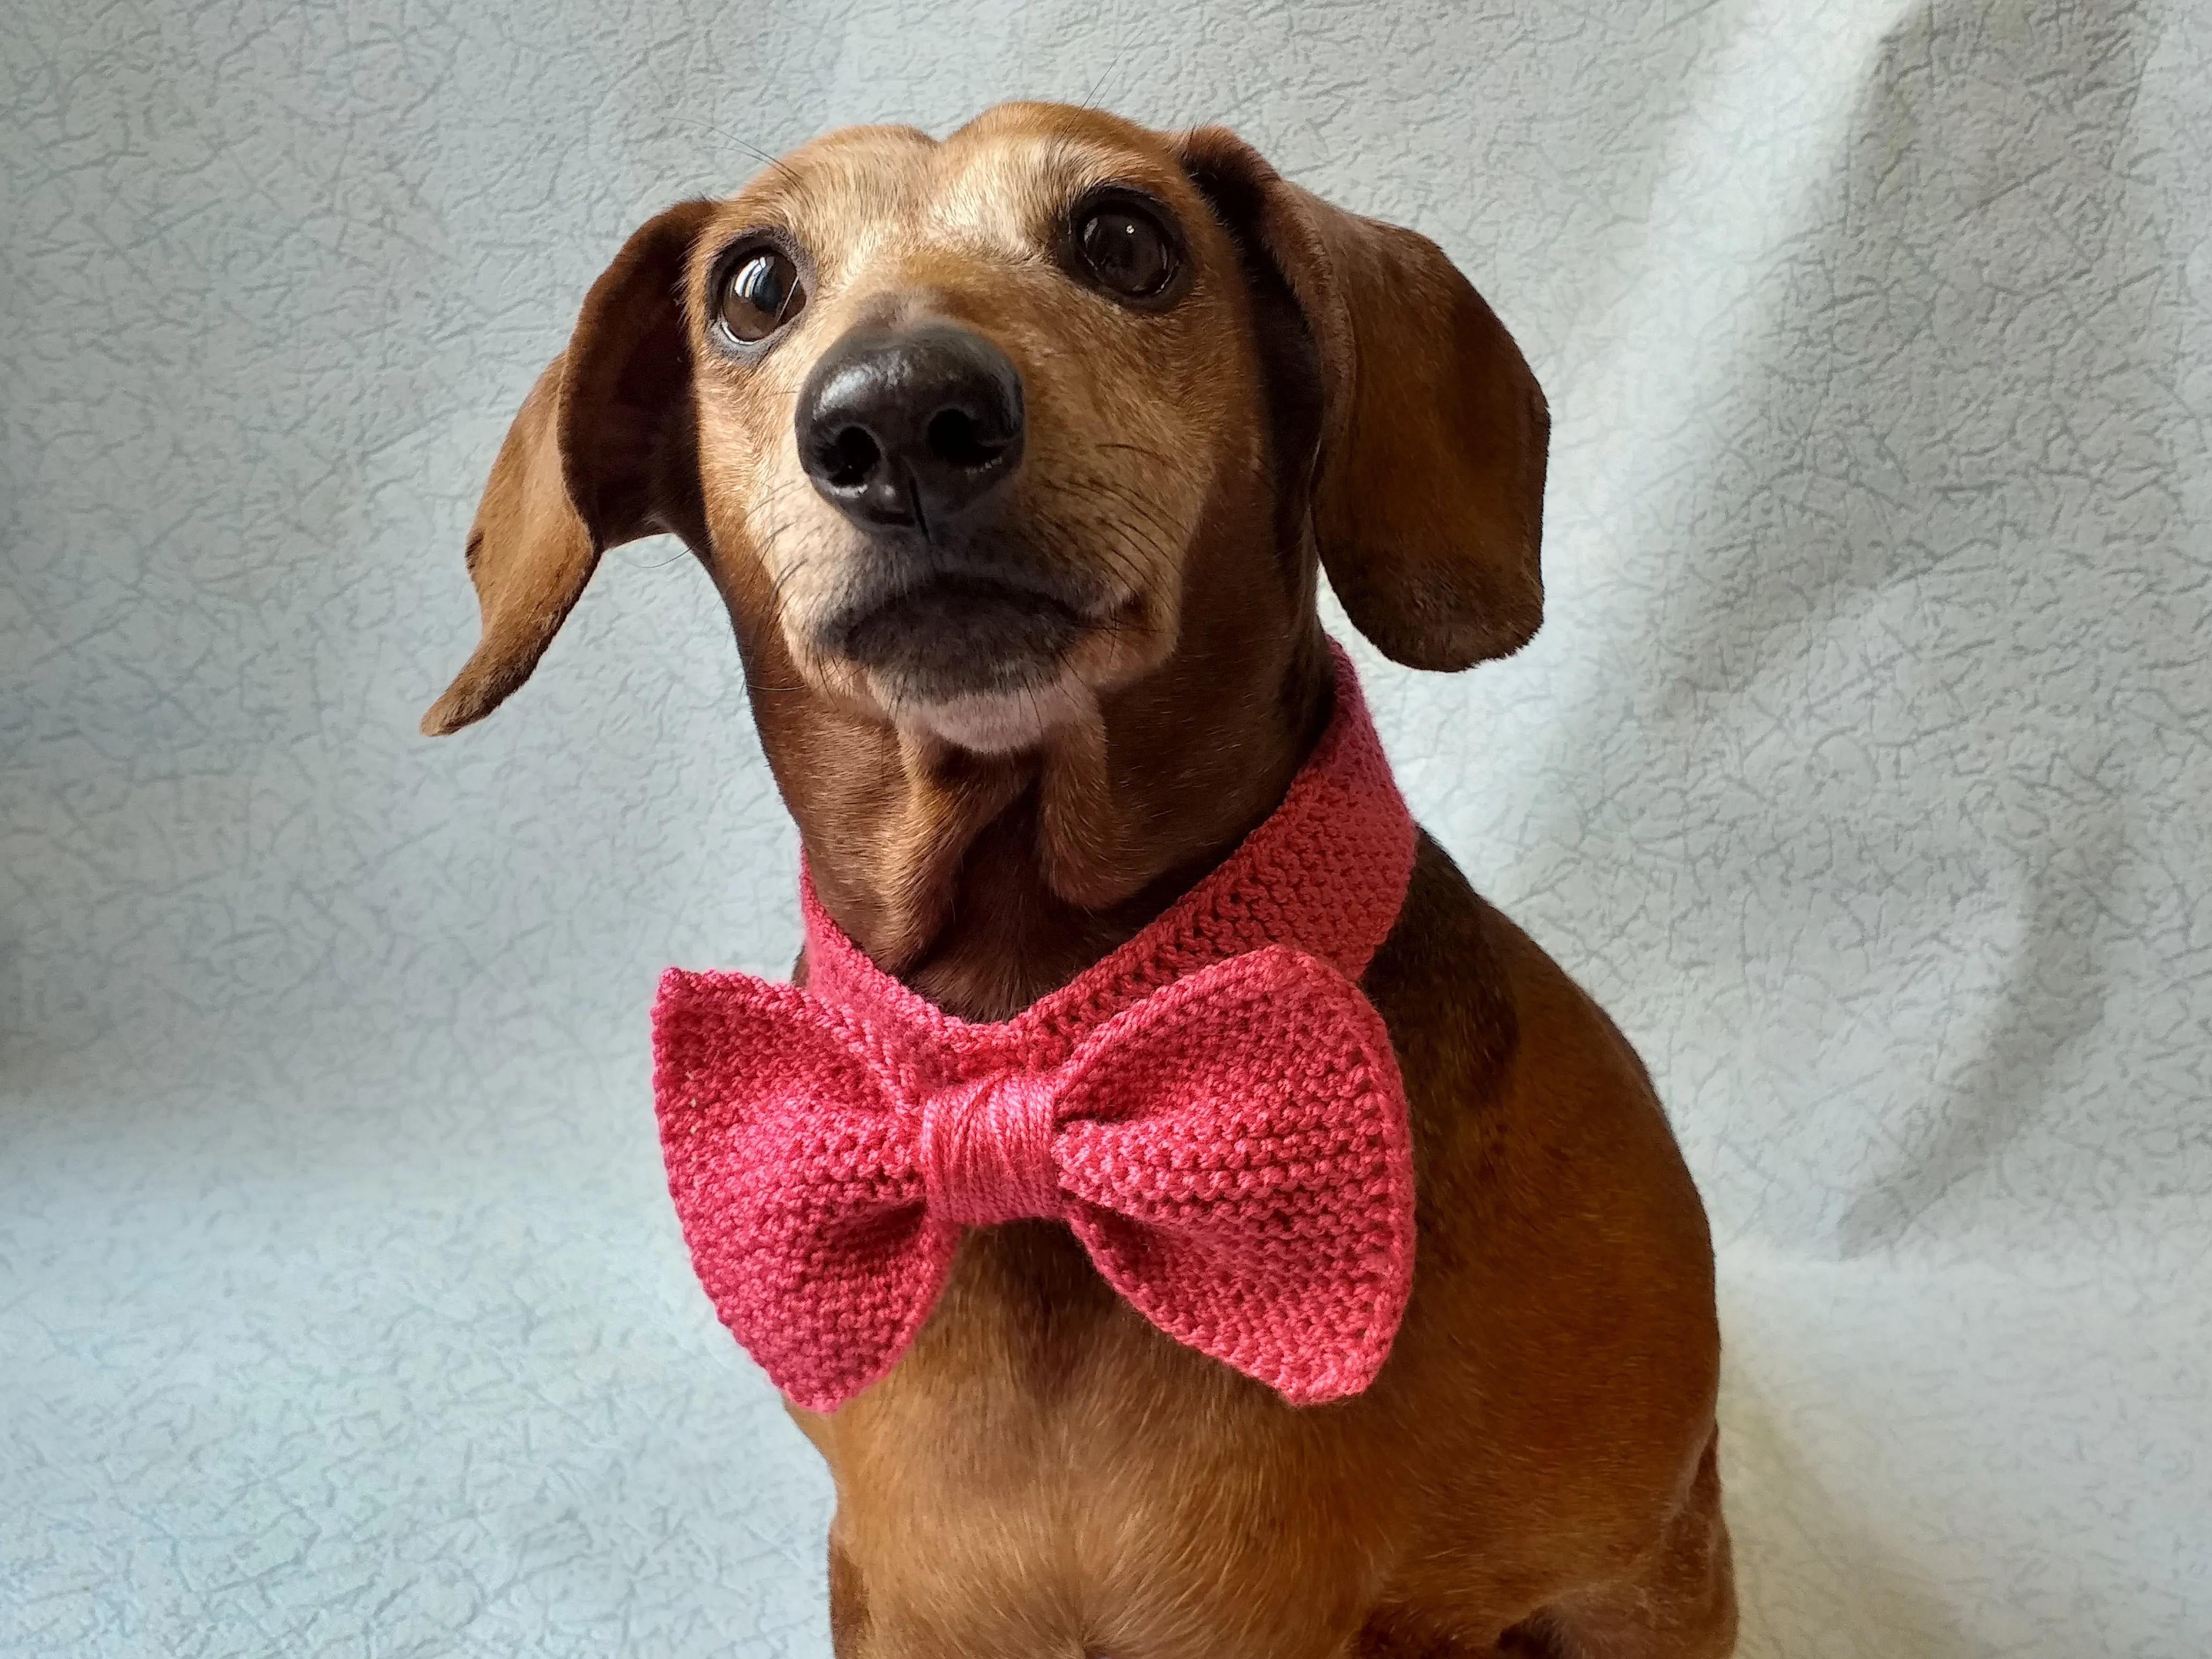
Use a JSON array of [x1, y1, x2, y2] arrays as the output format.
[[425, 102, 1734, 1659]]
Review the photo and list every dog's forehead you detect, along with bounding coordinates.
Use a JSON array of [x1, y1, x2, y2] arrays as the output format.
[[727, 106, 1189, 271]]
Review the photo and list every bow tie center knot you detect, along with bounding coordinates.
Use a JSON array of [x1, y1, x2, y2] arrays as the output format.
[[916, 1068, 1063, 1227]]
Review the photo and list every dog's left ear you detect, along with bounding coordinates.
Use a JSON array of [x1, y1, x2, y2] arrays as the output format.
[[422, 199, 716, 736], [1177, 128, 1548, 669]]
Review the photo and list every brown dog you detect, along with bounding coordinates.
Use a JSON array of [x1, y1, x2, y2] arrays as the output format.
[[424, 102, 1734, 1659]]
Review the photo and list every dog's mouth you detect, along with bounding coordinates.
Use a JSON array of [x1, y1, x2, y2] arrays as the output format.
[[819, 572, 1090, 705]]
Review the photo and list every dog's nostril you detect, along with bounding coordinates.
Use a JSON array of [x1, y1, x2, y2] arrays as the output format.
[[926, 408, 1005, 470], [818, 426, 882, 489]]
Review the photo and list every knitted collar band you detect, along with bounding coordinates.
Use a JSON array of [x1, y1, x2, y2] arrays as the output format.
[[797, 641, 1416, 1059], [651, 640, 1421, 1410]]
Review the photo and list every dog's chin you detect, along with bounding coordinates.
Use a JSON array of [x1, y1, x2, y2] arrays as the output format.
[[816, 574, 1097, 754], [894, 676, 1098, 754]]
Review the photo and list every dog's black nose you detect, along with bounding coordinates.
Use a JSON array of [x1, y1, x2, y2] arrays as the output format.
[[796, 324, 1025, 530]]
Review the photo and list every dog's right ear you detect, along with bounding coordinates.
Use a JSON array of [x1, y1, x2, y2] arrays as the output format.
[[422, 200, 717, 736], [1176, 129, 1547, 671]]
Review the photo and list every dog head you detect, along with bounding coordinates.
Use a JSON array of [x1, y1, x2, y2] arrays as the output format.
[[422, 102, 1546, 760]]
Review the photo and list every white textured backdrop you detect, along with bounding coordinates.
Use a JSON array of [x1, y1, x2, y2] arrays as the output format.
[[4, 1, 2208, 1654]]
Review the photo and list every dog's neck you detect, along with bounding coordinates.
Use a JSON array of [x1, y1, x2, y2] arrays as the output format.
[[751, 621, 1334, 1023]]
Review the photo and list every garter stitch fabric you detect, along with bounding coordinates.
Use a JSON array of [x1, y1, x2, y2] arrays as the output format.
[[653, 642, 1419, 1411]]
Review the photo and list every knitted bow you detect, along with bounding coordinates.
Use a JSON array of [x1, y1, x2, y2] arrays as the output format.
[[652, 944, 1416, 1413]]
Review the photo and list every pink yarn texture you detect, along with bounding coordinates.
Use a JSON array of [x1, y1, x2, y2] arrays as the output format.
[[652, 645, 1419, 1411]]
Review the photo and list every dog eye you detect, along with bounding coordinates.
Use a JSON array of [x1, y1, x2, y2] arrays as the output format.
[[720, 249, 805, 341], [1076, 204, 1175, 300]]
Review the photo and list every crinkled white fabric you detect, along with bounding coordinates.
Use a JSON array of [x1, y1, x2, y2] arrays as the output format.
[[3, 1, 2206, 1654]]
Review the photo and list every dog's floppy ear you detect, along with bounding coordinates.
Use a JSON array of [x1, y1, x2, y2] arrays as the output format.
[[422, 199, 717, 736], [1178, 128, 1548, 669]]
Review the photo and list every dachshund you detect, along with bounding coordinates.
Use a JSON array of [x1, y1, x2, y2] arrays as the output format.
[[424, 100, 1735, 1659]]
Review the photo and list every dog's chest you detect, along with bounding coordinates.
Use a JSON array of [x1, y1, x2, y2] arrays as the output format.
[[811, 1225, 1384, 1658]]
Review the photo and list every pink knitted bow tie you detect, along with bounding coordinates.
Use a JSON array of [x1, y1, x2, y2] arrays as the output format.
[[652, 644, 1418, 1411]]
